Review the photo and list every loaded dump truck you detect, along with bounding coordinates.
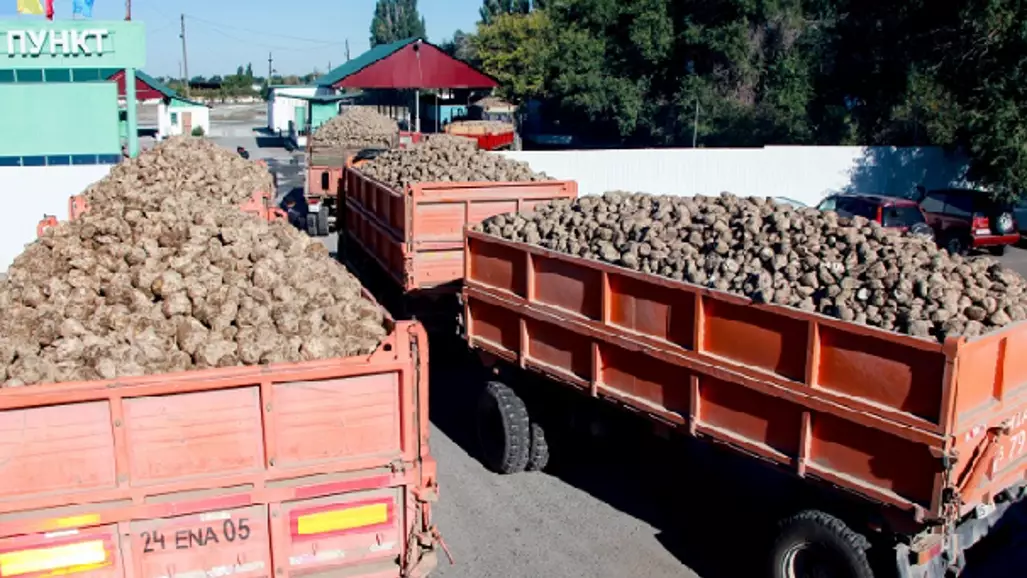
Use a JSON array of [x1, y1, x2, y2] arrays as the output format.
[[339, 165, 576, 328], [461, 222, 1027, 578], [5, 140, 444, 578], [0, 310, 441, 578]]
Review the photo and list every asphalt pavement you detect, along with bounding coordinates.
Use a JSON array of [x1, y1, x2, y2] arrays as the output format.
[[208, 105, 1027, 578]]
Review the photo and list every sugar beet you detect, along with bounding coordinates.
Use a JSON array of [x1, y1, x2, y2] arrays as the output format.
[[477, 191, 1027, 341]]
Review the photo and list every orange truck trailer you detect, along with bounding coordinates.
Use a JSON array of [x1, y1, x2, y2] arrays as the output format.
[[304, 133, 421, 238], [338, 166, 577, 326], [462, 228, 1027, 578], [0, 298, 443, 578]]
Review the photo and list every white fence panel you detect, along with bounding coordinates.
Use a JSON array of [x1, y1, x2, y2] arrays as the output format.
[[0, 165, 112, 272], [501, 146, 970, 207]]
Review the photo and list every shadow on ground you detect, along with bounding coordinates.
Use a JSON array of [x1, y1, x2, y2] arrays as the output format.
[[422, 343, 771, 578]]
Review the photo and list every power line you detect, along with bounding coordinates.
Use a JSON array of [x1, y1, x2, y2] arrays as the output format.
[[183, 13, 350, 45], [186, 17, 347, 53]]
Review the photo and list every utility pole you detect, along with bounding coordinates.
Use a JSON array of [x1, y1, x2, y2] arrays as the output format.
[[268, 52, 273, 83], [180, 14, 190, 98], [125, 0, 131, 20], [345, 39, 351, 61]]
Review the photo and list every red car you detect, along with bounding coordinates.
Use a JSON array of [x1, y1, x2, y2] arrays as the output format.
[[816, 193, 935, 238], [917, 188, 1019, 255]]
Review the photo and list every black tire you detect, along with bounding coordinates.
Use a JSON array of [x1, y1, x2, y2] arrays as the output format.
[[945, 235, 966, 256], [526, 421, 550, 472], [305, 214, 318, 237], [476, 381, 531, 474], [989, 245, 1007, 257], [771, 510, 873, 578], [317, 204, 330, 236]]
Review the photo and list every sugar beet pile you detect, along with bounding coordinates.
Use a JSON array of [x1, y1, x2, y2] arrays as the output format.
[[358, 135, 550, 190], [478, 191, 1027, 341], [0, 138, 386, 387], [311, 108, 399, 150]]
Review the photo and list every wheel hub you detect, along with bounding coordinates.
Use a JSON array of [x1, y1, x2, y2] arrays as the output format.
[[782, 542, 855, 578]]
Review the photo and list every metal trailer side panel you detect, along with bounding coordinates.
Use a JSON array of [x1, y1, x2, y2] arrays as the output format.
[[461, 230, 1027, 527], [0, 317, 428, 510], [341, 167, 577, 291]]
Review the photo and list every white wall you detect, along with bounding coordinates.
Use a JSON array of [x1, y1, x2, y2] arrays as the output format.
[[158, 102, 211, 138], [0, 165, 112, 272], [268, 87, 318, 134], [500, 146, 971, 207]]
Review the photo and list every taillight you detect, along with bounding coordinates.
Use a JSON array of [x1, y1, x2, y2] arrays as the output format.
[[291, 500, 393, 539], [875, 206, 883, 224], [972, 214, 990, 230], [0, 539, 109, 576]]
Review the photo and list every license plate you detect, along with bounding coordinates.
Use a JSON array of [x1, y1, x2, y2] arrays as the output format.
[[976, 228, 991, 235]]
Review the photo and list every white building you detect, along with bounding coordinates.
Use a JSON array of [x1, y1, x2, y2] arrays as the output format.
[[109, 70, 211, 139], [267, 85, 319, 135], [157, 98, 211, 138]]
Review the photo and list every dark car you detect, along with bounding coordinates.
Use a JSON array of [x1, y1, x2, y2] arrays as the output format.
[[916, 188, 1019, 255], [816, 193, 934, 239]]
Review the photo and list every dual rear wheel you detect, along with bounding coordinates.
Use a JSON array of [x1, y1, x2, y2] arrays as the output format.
[[475, 381, 880, 578], [475, 381, 549, 475]]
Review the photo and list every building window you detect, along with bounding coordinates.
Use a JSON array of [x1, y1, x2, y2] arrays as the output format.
[[170, 112, 178, 125]]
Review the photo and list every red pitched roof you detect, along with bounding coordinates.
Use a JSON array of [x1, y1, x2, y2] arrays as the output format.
[[107, 69, 172, 101], [322, 39, 498, 90]]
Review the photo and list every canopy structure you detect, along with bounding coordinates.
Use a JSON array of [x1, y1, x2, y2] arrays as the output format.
[[318, 38, 499, 90], [318, 38, 498, 132]]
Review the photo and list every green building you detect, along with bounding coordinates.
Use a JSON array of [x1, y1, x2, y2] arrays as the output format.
[[0, 20, 145, 271], [0, 20, 146, 165]]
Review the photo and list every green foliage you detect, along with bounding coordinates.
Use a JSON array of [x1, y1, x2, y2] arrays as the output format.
[[191, 126, 205, 137], [473, 12, 553, 103], [440, 29, 477, 63], [480, 0, 531, 25], [458, 0, 1027, 194], [370, 0, 427, 47]]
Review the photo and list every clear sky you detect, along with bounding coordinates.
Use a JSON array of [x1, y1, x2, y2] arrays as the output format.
[[2, 0, 481, 77]]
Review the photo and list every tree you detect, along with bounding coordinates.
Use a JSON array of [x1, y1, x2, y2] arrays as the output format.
[[370, 0, 427, 46], [922, 0, 1027, 198], [245, 63, 253, 79], [480, 0, 530, 25], [474, 12, 552, 103], [440, 29, 476, 63]]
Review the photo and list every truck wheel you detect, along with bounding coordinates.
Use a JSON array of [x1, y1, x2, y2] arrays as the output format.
[[306, 214, 318, 237], [476, 381, 531, 474], [944, 235, 966, 256], [526, 421, 550, 472], [317, 204, 330, 236], [771, 510, 873, 578]]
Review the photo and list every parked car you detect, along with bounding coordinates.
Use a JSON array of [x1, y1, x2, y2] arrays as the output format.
[[916, 188, 1019, 255], [772, 196, 807, 209], [1014, 201, 1027, 238], [816, 193, 934, 239]]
